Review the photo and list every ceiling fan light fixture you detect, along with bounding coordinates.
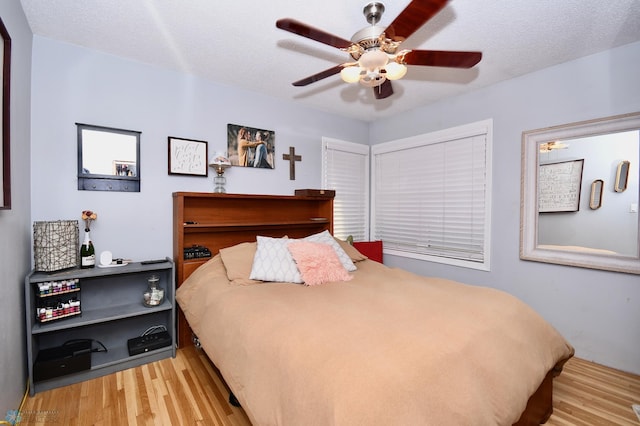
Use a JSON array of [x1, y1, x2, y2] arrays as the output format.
[[276, 0, 482, 100], [384, 61, 407, 80], [358, 49, 388, 70], [360, 71, 386, 87], [340, 66, 362, 83], [539, 140, 570, 153]]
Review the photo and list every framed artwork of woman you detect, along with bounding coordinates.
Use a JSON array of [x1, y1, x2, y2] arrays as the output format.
[[227, 124, 275, 169]]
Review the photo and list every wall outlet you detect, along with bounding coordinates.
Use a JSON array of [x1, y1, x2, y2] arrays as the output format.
[[630, 203, 638, 213]]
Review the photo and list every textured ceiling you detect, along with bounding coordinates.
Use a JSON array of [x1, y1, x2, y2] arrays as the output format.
[[19, 0, 640, 122]]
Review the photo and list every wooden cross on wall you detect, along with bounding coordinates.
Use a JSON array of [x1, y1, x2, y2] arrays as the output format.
[[282, 146, 302, 180]]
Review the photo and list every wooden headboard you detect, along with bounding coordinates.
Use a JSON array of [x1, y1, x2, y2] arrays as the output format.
[[172, 192, 334, 346]]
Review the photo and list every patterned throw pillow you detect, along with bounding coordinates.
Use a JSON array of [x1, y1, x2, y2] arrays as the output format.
[[249, 236, 302, 283]]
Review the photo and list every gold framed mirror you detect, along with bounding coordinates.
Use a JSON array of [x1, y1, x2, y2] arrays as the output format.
[[614, 160, 630, 193], [589, 179, 604, 210]]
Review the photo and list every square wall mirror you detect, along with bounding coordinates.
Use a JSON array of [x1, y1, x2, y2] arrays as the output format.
[[520, 112, 640, 274], [77, 123, 141, 192]]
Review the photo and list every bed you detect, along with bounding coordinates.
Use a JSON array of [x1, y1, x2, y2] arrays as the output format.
[[173, 192, 574, 426]]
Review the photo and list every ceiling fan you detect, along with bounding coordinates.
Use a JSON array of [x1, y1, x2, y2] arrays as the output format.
[[276, 0, 482, 99]]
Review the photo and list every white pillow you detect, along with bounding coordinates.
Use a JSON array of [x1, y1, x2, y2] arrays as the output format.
[[249, 236, 302, 283], [304, 230, 357, 272]]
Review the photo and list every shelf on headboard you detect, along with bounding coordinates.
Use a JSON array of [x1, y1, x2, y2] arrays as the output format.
[[182, 220, 330, 232], [173, 191, 334, 347]]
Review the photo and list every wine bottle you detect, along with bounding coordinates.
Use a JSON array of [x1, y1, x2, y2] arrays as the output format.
[[80, 229, 96, 268]]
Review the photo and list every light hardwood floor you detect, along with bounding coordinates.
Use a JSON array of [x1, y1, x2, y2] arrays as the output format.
[[547, 357, 640, 426], [20, 346, 640, 425]]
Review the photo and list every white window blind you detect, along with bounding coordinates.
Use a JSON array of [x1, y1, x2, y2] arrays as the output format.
[[372, 120, 492, 270], [322, 138, 370, 241]]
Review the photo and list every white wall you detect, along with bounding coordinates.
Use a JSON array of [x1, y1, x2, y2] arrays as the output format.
[[0, 0, 32, 414], [370, 41, 640, 374], [30, 36, 368, 262]]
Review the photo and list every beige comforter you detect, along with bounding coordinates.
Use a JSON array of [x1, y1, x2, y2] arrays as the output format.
[[177, 256, 574, 426]]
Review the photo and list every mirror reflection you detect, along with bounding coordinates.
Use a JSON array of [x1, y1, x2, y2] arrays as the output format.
[[77, 123, 141, 192], [81, 129, 137, 176], [537, 131, 638, 257], [521, 112, 640, 274]]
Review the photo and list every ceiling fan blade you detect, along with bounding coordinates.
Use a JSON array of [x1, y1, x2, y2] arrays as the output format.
[[373, 80, 394, 99], [385, 0, 448, 42], [292, 64, 346, 87], [402, 50, 482, 68], [276, 18, 353, 49]]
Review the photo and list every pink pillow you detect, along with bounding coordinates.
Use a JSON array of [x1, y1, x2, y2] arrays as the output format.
[[287, 241, 353, 286]]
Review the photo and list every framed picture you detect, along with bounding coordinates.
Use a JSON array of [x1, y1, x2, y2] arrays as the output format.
[[538, 159, 584, 212], [1, 17, 11, 209], [112, 160, 136, 177], [227, 123, 275, 169], [168, 137, 208, 176]]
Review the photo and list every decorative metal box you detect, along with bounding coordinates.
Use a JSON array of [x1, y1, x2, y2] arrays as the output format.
[[294, 189, 336, 198], [33, 220, 79, 272]]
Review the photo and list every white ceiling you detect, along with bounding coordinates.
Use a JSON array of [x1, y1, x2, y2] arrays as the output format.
[[19, 0, 640, 122]]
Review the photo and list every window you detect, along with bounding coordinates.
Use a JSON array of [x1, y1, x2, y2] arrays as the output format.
[[322, 138, 370, 241], [371, 119, 492, 270]]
